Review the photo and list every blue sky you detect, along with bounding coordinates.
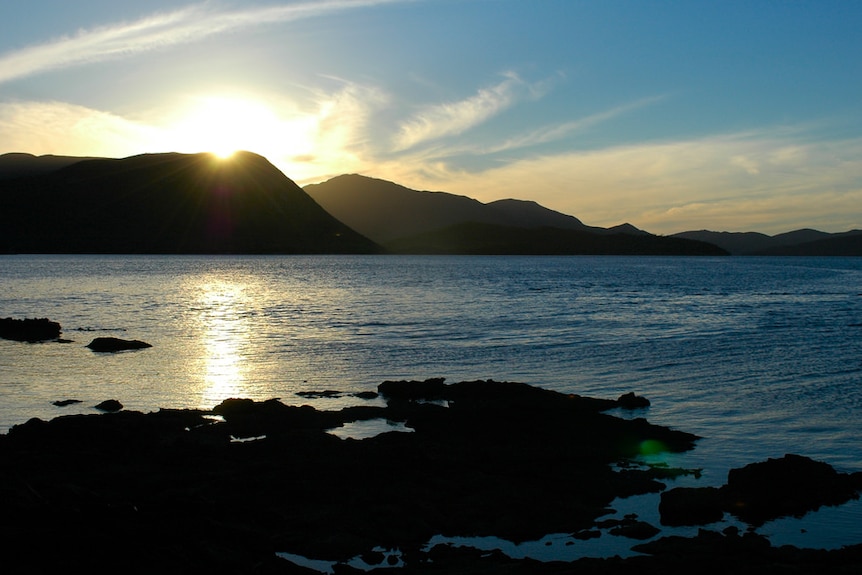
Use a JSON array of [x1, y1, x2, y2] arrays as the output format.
[[2, 0, 861, 234]]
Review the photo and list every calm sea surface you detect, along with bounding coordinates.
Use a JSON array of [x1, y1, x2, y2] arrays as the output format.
[[2, 255, 861, 553]]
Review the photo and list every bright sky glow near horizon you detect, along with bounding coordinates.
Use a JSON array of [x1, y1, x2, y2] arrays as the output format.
[[2, 0, 861, 234]]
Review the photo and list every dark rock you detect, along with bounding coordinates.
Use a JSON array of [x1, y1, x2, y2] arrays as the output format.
[[86, 337, 152, 352], [212, 397, 344, 439], [661, 454, 862, 528], [378, 377, 448, 400], [53, 399, 82, 407], [360, 550, 385, 566], [94, 399, 123, 412], [720, 453, 862, 524], [296, 390, 342, 398], [0, 380, 751, 574], [354, 391, 379, 400], [659, 486, 724, 526], [617, 391, 650, 409], [0, 317, 61, 342]]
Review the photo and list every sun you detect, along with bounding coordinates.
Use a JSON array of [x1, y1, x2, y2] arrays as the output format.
[[168, 95, 287, 159]]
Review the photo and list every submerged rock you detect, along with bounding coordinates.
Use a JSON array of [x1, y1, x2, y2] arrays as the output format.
[[86, 337, 152, 352], [53, 399, 83, 407], [0, 317, 61, 342]]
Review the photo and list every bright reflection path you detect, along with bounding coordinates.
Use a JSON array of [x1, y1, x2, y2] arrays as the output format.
[[195, 280, 251, 406]]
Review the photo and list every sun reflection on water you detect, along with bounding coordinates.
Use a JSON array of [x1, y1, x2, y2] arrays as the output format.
[[195, 280, 252, 407]]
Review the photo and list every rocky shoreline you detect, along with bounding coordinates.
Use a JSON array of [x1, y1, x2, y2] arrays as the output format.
[[2, 378, 861, 573]]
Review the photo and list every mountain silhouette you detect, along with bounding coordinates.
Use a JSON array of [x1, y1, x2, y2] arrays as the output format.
[[304, 174, 723, 255], [750, 232, 862, 256], [3, 152, 852, 256], [304, 174, 611, 244], [0, 152, 380, 254], [387, 222, 727, 255], [672, 229, 862, 255], [0, 153, 100, 181]]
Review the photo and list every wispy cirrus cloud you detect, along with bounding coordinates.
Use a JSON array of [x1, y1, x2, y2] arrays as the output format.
[[393, 72, 535, 151], [483, 95, 667, 155], [0, 0, 410, 85], [392, 95, 667, 163]]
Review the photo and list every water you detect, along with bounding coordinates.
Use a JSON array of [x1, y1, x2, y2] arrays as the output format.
[[2, 254, 861, 554]]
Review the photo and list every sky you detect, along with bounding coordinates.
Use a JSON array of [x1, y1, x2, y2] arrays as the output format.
[[1, 0, 861, 234]]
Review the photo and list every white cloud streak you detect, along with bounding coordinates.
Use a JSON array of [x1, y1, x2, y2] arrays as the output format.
[[0, 0, 410, 84], [483, 95, 666, 155], [393, 73, 528, 151]]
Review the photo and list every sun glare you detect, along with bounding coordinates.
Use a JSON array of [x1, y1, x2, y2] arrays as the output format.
[[169, 95, 287, 160], [195, 280, 252, 406]]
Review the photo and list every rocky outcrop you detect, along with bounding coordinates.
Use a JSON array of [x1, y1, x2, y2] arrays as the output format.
[[2, 381, 860, 573], [86, 337, 152, 352], [1, 379, 699, 571], [723, 453, 862, 524], [660, 454, 862, 526], [0, 317, 61, 342]]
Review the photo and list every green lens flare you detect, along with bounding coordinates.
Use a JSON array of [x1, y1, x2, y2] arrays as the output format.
[[639, 439, 669, 456]]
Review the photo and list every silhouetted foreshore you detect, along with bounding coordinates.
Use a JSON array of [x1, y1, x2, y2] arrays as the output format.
[[2, 379, 862, 573]]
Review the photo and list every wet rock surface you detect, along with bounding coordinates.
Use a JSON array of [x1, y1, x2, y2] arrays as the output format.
[[0, 317, 61, 342], [1, 379, 861, 573], [86, 336, 152, 352], [94, 399, 124, 412], [52, 398, 83, 407], [660, 454, 862, 527]]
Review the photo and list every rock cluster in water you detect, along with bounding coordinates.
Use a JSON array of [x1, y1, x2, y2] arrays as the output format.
[[660, 453, 862, 527], [2, 378, 861, 573], [0, 317, 61, 341], [1, 317, 154, 352]]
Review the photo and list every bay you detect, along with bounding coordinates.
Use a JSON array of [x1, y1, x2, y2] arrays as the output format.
[[1, 254, 861, 553]]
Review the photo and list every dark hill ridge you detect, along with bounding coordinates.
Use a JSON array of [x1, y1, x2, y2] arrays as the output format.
[[0, 152, 100, 181], [388, 222, 727, 255], [0, 151, 380, 254], [304, 173, 609, 244], [752, 231, 862, 256], [305, 174, 724, 255], [672, 229, 862, 255]]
